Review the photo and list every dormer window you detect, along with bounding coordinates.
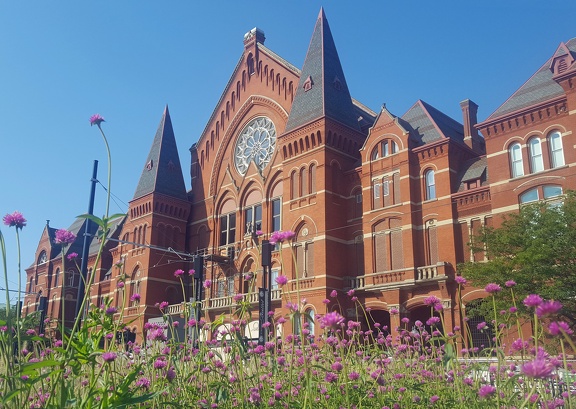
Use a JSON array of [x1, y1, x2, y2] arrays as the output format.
[[303, 76, 313, 92]]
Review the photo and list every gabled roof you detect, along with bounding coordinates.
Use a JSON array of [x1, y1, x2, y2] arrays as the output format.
[[284, 8, 360, 133], [133, 106, 187, 201], [487, 38, 576, 121], [400, 100, 464, 146]]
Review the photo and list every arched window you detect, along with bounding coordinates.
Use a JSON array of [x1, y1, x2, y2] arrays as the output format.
[[305, 309, 315, 337], [528, 138, 544, 173], [424, 169, 436, 200], [371, 147, 379, 160], [38, 251, 47, 265], [291, 171, 298, 199], [68, 270, 76, 287], [54, 268, 59, 287], [309, 163, 316, 194], [509, 143, 524, 178], [549, 131, 565, 168]]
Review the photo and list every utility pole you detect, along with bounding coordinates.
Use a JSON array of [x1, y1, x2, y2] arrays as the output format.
[[258, 240, 272, 345], [75, 160, 98, 318]]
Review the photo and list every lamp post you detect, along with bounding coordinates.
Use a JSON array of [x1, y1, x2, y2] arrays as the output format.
[[258, 240, 272, 345]]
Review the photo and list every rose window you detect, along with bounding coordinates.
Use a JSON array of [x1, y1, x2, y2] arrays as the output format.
[[234, 117, 276, 175]]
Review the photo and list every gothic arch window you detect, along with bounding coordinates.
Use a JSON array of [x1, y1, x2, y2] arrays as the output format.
[[247, 53, 255, 75], [305, 308, 315, 337], [519, 185, 563, 205], [528, 137, 544, 173], [243, 190, 263, 236], [424, 169, 436, 200], [549, 131, 565, 168], [129, 267, 141, 306], [67, 270, 76, 287], [509, 142, 524, 178], [38, 251, 47, 265], [54, 268, 59, 287]]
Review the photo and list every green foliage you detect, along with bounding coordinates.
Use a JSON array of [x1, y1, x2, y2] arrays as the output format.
[[460, 191, 576, 324]]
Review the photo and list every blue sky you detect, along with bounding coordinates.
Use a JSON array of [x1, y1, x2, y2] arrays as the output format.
[[1, 1, 574, 305]]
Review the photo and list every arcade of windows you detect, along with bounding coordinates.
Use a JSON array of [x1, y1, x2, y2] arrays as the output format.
[[371, 139, 398, 160], [508, 131, 565, 178], [220, 197, 282, 246]]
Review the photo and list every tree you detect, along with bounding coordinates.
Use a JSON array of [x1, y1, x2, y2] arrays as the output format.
[[460, 192, 576, 325]]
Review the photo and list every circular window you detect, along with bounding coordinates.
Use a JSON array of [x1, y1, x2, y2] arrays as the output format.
[[234, 117, 277, 175]]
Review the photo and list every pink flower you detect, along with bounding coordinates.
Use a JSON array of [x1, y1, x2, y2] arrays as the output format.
[[320, 311, 345, 330], [549, 321, 573, 336], [269, 230, 296, 244], [523, 294, 543, 308], [424, 296, 441, 307], [3, 211, 27, 229], [455, 276, 467, 285], [255, 230, 263, 236], [67, 252, 78, 261], [158, 301, 169, 310], [330, 290, 338, 298], [203, 279, 212, 288], [174, 269, 185, 278], [117, 281, 125, 289], [521, 358, 555, 379], [478, 385, 496, 398], [105, 307, 117, 315], [505, 280, 516, 287], [389, 307, 399, 315], [54, 229, 76, 245], [102, 352, 117, 363], [188, 269, 195, 276], [484, 283, 502, 294], [275, 275, 288, 286], [89, 114, 105, 126], [130, 293, 141, 302], [535, 300, 562, 317]]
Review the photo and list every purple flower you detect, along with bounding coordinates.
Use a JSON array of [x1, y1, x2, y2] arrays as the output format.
[[188, 269, 195, 276], [166, 368, 176, 382], [275, 275, 288, 286], [424, 295, 441, 307], [324, 372, 338, 383], [348, 371, 360, 380], [389, 307, 399, 315], [269, 230, 296, 244], [130, 293, 141, 302], [347, 289, 355, 297], [330, 290, 338, 298], [117, 281, 125, 289], [426, 317, 441, 326], [478, 385, 496, 398], [523, 294, 543, 308], [505, 280, 516, 287], [535, 300, 562, 317], [3, 211, 27, 229], [89, 114, 105, 126], [67, 252, 78, 261], [105, 307, 117, 315], [484, 283, 502, 294], [136, 377, 151, 390], [54, 229, 76, 245], [203, 279, 212, 288], [549, 321, 573, 336], [455, 276, 467, 285], [233, 293, 244, 302], [430, 396, 440, 404], [255, 230, 263, 236], [320, 311, 345, 330], [102, 352, 117, 363], [158, 301, 169, 310], [522, 358, 555, 379], [174, 269, 185, 278], [154, 359, 167, 369], [477, 322, 487, 330]]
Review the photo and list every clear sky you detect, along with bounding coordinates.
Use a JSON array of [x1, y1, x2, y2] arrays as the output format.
[[1, 1, 574, 305]]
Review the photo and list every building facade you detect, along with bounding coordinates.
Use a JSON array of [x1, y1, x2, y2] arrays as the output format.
[[24, 10, 576, 345]]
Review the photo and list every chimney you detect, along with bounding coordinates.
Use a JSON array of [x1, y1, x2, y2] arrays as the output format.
[[460, 99, 479, 149]]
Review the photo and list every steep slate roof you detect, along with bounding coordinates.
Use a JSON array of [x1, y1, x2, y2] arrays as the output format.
[[63, 218, 99, 259], [284, 8, 361, 133], [133, 106, 187, 201], [400, 100, 464, 146], [456, 157, 488, 192], [487, 38, 576, 121]]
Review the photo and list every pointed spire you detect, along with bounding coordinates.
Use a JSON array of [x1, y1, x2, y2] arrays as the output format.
[[285, 8, 360, 133], [133, 106, 187, 201]]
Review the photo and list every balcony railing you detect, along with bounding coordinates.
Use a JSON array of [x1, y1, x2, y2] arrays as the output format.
[[345, 263, 449, 290], [164, 289, 282, 315]]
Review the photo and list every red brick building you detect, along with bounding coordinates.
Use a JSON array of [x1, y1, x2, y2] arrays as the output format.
[[24, 10, 576, 345]]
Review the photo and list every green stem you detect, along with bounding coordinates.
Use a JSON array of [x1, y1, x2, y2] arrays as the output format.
[[15, 228, 22, 358], [97, 123, 112, 220]]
